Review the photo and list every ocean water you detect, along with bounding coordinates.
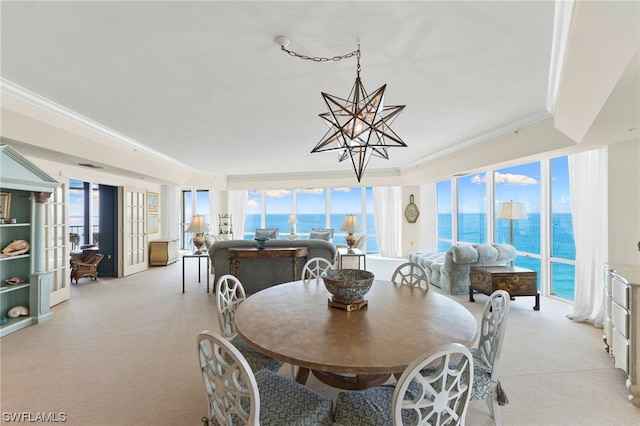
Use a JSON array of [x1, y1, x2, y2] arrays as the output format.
[[243, 213, 379, 253], [243, 212, 576, 301]]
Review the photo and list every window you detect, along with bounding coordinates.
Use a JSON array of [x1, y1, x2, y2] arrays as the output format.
[[436, 180, 452, 252], [245, 187, 376, 253], [296, 189, 327, 236], [494, 162, 541, 253], [550, 156, 575, 300], [68, 179, 99, 249], [265, 190, 293, 233], [182, 189, 210, 250], [457, 173, 486, 244], [245, 190, 263, 238], [436, 156, 576, 301]]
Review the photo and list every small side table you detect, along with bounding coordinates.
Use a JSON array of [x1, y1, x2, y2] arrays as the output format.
[[182, 253, 210, 293], [338, 248, 366, 270], [469, 266, 539, 310]]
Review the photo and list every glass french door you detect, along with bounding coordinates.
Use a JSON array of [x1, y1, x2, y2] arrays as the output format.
[[122, 187, 148, 276]]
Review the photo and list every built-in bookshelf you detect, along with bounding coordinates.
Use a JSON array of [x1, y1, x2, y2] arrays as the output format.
[[0, 145, 60, 337]]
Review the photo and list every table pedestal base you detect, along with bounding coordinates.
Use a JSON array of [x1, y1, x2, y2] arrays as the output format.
[[295, 367, 390, 390], [311, 370, 390, 390]]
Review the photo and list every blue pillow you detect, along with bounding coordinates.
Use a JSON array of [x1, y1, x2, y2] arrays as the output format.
[[311, 228, 334, 239], [255, 228, 279, 239]]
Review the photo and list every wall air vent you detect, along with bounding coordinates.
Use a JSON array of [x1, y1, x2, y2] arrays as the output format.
[[78, 163, 104, 169]]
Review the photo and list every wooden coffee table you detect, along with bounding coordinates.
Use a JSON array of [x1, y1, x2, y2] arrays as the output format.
[[235, 279, 477, 390], [469, 266, 540, 310]]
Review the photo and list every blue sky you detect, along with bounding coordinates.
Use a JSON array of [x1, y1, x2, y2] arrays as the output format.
[[439, 157, 571, 214]]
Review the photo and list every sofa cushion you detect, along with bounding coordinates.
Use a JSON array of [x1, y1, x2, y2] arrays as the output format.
[[451, 244, 480, 263], [311, 228, 334, 240], [255, 228, 279, 239]]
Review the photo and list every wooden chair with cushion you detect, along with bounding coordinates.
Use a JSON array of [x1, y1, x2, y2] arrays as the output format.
[[197, 330, 334, 426], [302, 257, 333, 279], [391, 261, 430, 290], [334, 342, 474, 425], [70, 252, 104, 284], [215, 274, 283, 374]]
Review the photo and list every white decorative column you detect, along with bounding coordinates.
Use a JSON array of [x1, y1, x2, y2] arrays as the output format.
[[29, 191, 53, 324]]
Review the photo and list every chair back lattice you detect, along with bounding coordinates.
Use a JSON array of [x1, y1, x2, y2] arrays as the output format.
[[215, 275, 247, 340], [197, 331, 259, 425], [393, 343, 473, 425], [391, 262, 430, 290], [477, 290, 511, 380], [302, 257, 333, 280]]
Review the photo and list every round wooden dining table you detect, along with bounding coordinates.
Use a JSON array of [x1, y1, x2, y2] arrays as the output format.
[[235, 278, 477, 390]]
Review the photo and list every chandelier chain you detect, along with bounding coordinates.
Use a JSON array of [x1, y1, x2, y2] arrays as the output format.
[[280, 45, 360, 63]]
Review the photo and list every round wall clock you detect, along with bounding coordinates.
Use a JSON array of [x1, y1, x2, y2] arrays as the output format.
[[405, 194, 420, 223]]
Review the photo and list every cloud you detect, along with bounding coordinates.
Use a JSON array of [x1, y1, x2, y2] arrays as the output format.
[[246, 198, 260, 208], [297, 188, 325, 194], [470, 175, 485, 184], [494, 172, 537, 185], [265, 189, 291, 198]]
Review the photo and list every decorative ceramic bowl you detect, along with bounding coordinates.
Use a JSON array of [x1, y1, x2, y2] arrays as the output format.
[[321, 269, 375, 304], [255, 238, 268, 249]]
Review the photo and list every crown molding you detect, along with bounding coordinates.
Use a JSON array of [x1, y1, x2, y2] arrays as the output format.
[[0, 78, 185, 168]]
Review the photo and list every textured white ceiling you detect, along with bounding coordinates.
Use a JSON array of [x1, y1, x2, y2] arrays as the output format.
[[1, 1, 556, 179]]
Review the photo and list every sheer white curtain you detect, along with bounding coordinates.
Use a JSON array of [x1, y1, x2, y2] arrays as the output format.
[[373, 186, 402, 257], [228, 190, 248, 239], [420, 183, 438, 252], [160, 185, 180, 240], [567, 148, 607, 326]]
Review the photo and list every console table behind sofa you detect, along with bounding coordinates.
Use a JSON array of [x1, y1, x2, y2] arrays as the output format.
[[408, 243, 516, 295], [209, 239, 336, 294]]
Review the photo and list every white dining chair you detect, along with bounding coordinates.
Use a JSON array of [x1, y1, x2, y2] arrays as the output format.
[[334, 342, 474, 425], [215, 274, 283, 373], [391, 261, 430, 290], [197, 330, 334, 426], [302, 257, 333, 279], [469, 289, 511, 425]]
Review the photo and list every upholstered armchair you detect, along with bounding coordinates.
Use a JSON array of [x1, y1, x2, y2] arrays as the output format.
[[70, 252, 104, 284]]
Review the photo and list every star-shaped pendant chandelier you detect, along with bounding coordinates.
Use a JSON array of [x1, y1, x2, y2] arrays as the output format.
[[277, 37, 407, 182]]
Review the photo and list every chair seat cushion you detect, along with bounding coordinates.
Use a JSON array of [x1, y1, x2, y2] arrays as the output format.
[[334, 385, 420, 426], [255, 369, 334, 426], [334, 385, 395, 426], [231, 336, 284, 373]]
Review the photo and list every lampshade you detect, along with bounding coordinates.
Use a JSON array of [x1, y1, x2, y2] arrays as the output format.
[[186, 215, 209, 234], [288, 214, 297, 225], [497, 202, 528, 220], [340, 214, 362, 234]]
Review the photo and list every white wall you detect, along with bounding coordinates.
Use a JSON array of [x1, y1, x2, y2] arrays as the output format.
[[608, 138, 640, 265]]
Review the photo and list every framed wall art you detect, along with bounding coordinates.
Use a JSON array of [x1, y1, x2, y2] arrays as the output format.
[[148, 192, 158, 212], [148, 214, 158, 234], [0, 192, 11, 219]]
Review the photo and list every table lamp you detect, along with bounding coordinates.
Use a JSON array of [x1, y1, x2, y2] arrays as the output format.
[[340, 214, 361, 253], [288, 214, 297, 236], [497, 201, 527, 265], [186, 215, 209, 254]]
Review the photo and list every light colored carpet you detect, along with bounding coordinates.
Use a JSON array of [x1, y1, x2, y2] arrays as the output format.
[[1, 255, 638, 425]]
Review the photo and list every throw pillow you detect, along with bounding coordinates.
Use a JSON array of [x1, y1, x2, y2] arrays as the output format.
[[309, 230, 332, 241]]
